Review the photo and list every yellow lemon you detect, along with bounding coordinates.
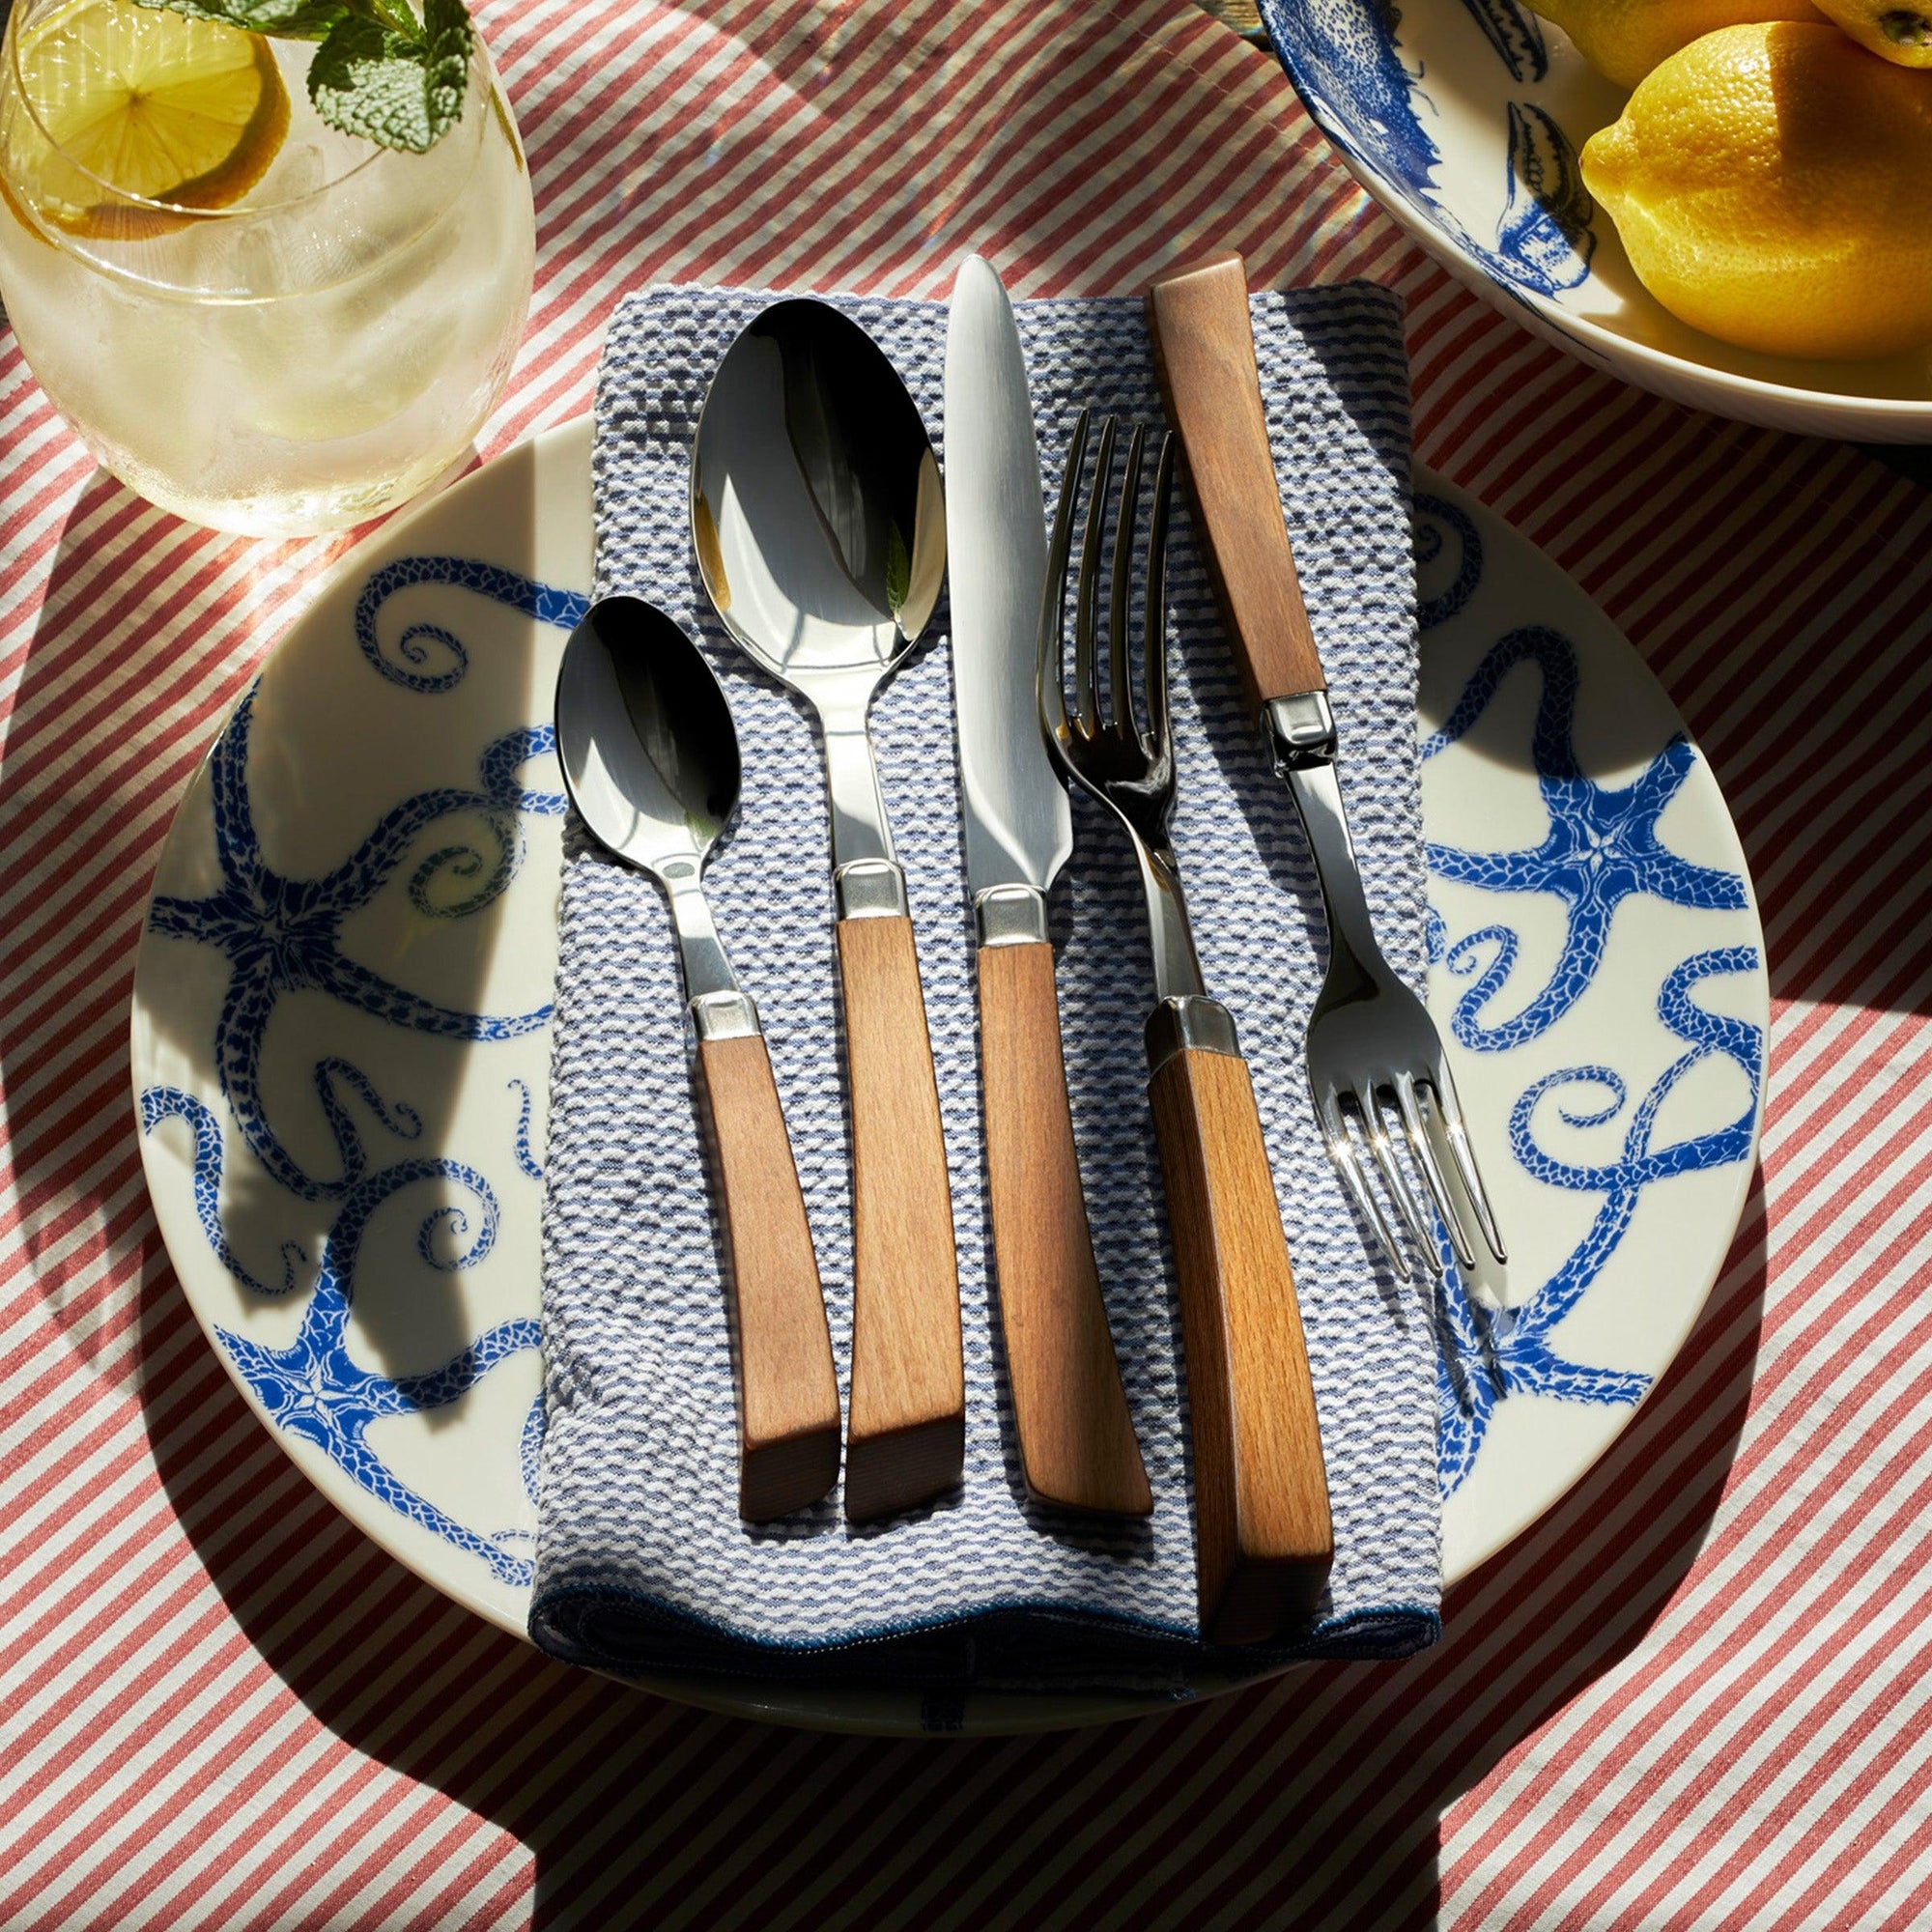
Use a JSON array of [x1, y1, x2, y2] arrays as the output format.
[[1581, 22, 1932, 360], [1531, 0, 1825, 87], [1809, 0, 1932, 64], [7, 0, 288, 238]]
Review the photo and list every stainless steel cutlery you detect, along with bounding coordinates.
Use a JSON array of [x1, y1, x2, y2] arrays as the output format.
[[561, 269, 1491, 1631], [1147, 251, 1507, 1293], [691, 298, 963, 1523], [555, 595, 841, 1520], [1038, 410, 1332, 1644], [943, 256, 1150, 1519]]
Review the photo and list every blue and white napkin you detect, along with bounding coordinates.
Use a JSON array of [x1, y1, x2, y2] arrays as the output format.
[[529, 282, 1440, 1699]]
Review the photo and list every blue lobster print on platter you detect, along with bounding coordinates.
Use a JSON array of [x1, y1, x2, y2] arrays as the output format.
[[142, 556, 582, 1582], [1414, 494, 1762, 1496], [1259, 0, 1598, 300]]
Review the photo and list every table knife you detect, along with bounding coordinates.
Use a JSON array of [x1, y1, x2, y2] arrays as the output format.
[[944, 254, 1151, 1517]]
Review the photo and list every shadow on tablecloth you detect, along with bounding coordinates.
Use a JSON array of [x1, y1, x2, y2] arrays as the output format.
[[130, 1176, 1766, 1928]]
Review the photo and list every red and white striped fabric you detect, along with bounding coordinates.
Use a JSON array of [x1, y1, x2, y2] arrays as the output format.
[[3, 2, 1927, 1923]]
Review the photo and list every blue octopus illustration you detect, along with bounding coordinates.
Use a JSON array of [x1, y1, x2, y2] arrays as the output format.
[[142, 1087, 543, 1583], [1421, 627, 1749, 1052], [1435, 948, 1761, 1492], [145, 555, 583, 1579]]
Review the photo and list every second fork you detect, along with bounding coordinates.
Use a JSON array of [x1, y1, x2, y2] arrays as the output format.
[[1039, 411, 1333, 1647], [1147, 252, 1509, 1296]]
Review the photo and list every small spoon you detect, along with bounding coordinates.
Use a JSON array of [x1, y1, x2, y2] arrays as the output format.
[[692, 300, 961, 1522], [554, 594, 839, 1521]]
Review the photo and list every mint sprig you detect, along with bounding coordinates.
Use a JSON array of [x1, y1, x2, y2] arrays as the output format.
[[133, 0, 475, 153]]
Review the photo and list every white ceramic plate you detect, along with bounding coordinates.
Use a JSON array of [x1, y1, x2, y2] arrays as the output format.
[[130, 419, 1767, 1724], [1259, 0, 1932, 440]]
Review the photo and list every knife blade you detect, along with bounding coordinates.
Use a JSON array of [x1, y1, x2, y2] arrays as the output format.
[[946, 254, 1071, 913], [944, 255, 1150, 1518]]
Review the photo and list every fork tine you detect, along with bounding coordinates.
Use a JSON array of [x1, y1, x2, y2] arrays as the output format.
[[1319, 1087, 1409, 1283], [1426, 1065, 1508, 1263], [1395, 1075, 1476, 1270], [1072, 415, 1117, 735], [1142, 431, 1176, 756], [1363, 1086, 1440, 1272], [1109, 424, 1146, 734], [1037, 410, 1090, 760]]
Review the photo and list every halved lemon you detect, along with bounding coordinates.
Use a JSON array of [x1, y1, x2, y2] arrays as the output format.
[[8, 0, 288, 238]]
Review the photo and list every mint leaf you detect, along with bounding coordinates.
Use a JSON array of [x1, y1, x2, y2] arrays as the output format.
[[417, 0, 475, 128], [132, 0, 477, 154], [133, 0, 345, 40], [353, 0, 426, 35], [309, 0, 471, 154]]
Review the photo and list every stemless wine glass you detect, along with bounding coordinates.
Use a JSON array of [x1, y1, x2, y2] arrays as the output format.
[[0, 0, 535, 537]]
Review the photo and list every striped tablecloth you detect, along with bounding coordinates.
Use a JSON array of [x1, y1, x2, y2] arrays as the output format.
[[3, 3, 1927, 1924]]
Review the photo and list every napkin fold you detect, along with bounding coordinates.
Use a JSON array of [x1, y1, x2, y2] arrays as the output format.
[[529, 281, 1441, 1701]]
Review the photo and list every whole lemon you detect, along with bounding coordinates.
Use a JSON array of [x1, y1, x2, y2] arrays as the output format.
[[1581, 22, 1932, 359], [1531, 0, 1824, 88], [1809, 0, 1932, 65]]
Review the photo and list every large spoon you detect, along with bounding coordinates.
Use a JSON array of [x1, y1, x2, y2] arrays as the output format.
[[554, 594, 840, 1521], [691, 300, 961, 1523]]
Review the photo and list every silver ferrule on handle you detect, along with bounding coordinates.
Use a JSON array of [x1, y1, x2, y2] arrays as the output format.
[[1284, 758, 1397, 1005], [1263, 692, 1339, 772], [690, 989, 761, 1040], [1145, 994, 1240, 1074], [835, 855, 910, 921], [974, 883, 1050, 949], [661, 864, 760, 1040]]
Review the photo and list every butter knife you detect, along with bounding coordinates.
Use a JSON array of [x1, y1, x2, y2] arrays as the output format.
[[944, 256, 1150, 1517]]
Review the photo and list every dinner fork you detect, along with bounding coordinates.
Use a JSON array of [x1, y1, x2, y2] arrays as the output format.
[[1038, 410, 1331, 1646], [1147, 252, 1508, 1293]]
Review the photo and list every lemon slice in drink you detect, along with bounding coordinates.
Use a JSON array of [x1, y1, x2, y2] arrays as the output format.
[[8, 0, 288, 238]]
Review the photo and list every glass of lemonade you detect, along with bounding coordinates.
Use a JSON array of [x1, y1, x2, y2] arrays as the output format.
[[0, 0, 534, 536]]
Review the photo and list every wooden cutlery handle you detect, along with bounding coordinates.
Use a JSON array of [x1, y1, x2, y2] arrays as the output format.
[[837, 909, 966, 1521], [1148, 1020, 1333, 1644], [695, 1030, 842, 1520], [979, 939, 1151, 1518], [1146, 251, 1326, 712]]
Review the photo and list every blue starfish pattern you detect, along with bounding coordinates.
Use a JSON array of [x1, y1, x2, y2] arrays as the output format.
[[146, 687, 565, 1201], [1420, 624, 1749, 1052], [1411, 495, 1762, 1492], [1435, 948, 1762, 1493], [143, 1088, 543, 1584], [145, 555, 584, 1579]]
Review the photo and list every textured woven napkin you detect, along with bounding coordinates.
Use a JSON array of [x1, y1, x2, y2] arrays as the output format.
[[529, 282, 1440, 1699]]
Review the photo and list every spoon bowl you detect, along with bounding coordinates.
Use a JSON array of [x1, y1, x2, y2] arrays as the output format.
[[556, 594, 742, 885], [691, 298, 946, 698]]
